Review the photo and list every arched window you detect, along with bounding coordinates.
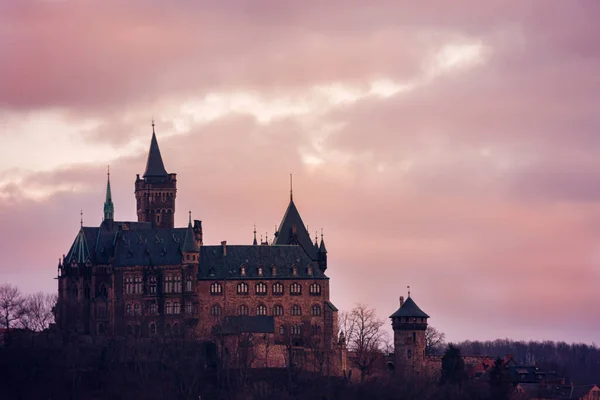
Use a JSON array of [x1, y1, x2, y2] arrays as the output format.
[[165, 301, 172, 315], [134, 276, 142, 294], [272, 282, 284, 296], [292, 266, 298, 276], [173, 302, 180, 314], [309, 283, 321, 296], [164, 274, 173, 293], [238, 304, 249, 316], [311, 304, 321, 316], [273, 304, 284, 316], [210, 282, 222, 295], [149, 322, 156, 335], [258, 266, 263, 276], [291, 304, 302, 316], [291, 324, 301, 336], [173, 323, 180, 335], [271, 266, 277, 276], [165, 323, 171, 336], [125, 276, 133, 294], [237, 282, 248, 295], [97, 323, 105, 335], [126, 303, 132, 316], [186, 275, 193, 292], [99, 283, 108, 297], [210, 304, 221, 316], [134, 303, 141, 316], [174, 275, 182, 293], [290, 282, 302, 296], [149, 276, 157, 294], [256, 303, 267, 316], [240, 266, 246, 276], [150, 303, 157, 315], [279, 325, 285, 335], [255, 282, 267, 295], [185, 301, 192, 315]]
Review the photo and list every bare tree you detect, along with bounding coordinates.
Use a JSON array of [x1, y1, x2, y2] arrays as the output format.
[[344, 303, 387, 382], [425, 326, 446, 355], [0, 284, 26, 330], [20, 292, 57, 331]]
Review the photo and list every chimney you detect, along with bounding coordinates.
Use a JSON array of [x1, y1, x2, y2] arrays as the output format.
[[193, 220, 203, 245], [221, 241, 227, 256], [399, 296, 405, 307]]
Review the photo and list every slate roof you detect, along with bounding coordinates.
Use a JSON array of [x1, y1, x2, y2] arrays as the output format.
[[218, 316, 275, 335], [112, 227, 187, 267], [182, 219, 199, 253], [65, 228, 91, 264], [271, 199, 318, 260], [197, 245, 327, 280], [389, 296, 430, 318], [143, 131, 168, 177], [325, 301, 338, 312]]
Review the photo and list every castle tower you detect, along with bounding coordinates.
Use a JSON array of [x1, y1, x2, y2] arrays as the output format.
[[135, 123, 177, 229], [104, 167, 114, 221], [390, 292, 429, 373]]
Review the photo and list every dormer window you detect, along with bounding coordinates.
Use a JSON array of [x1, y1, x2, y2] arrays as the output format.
[[307, 266, 312, 275], [240, 266, 246, 276], [292, 266, 298, 276], [258, 266, 263, 276], [271, 266, 277, 276]]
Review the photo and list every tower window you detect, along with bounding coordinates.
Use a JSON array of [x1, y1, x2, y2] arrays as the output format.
[[174, 275, 182, 292], [311, 304, 321, 316], [290, 282, 302, 296], [255, 282, 267, 295], [125, 276, 133, 294], [164, 274, 173, 293], [272, 282, 284, 296], [309, 283, 321, 296], [186, 275, 193, 292], [134, 276, 142, 294], [149, 276, 157, 294], [210, 282, 223, 295]]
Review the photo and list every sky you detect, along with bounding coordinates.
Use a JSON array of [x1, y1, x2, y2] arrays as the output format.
[[1, 0, 600, 344]]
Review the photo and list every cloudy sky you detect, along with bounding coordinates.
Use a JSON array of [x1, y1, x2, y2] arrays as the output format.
[[1, 0, 600, 344]]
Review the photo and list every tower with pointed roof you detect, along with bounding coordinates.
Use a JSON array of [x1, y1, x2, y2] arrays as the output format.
[[104, 167, 114, 221], [390, 291, 430, 372], [134, 122, 177, 229]]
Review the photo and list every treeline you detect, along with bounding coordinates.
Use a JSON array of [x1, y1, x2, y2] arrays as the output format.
[[0, 284, 56, 331], [454, 339, 600, 384]]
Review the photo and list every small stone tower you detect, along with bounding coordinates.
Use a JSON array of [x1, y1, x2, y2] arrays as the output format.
[[135, 123, 177, 229], [390, 293, 429, 373]]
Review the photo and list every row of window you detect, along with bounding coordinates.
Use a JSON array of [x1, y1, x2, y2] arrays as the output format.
[[124, 274, 194, 295], [278, 324, 321, 336], [238, 265, 313, 277], [209, 282, 322, 296], [125, 301, 194, 316], [210, 303, 322, 317]]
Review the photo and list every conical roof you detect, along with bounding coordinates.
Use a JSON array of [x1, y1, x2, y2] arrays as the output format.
[[272, 199, 317, 260], [319, 237, 327, 253], [390, 296, 430, 318], [66, 228, 91, 264], [143, 131, 168, 177], [103, 169, 114, 220], [182, 214, 199, 253]]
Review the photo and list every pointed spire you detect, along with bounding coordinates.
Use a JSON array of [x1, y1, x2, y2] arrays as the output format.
[[143, 122, 168, 178], [407, 285, 411, 298], [319, 228, 327, 253], [253, 224, 257, 245], [314, 231, 318, 248], [290, 173, 293, 202], [182, 211, 199, 253], [104, 165, 114, 221], [80, 209, 83, 228]]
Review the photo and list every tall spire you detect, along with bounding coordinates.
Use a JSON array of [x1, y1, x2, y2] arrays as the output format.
[[103, 165, 114, 221], [290, 173, 293, 202], [253, 224, 258, 246], [143, 122, 168, 178], [182, 211, 199, 253]]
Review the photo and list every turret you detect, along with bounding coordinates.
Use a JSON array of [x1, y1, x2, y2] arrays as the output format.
[[182, 212, 200, 264], [103, 166, 114, 221], [318, 231, 328, 272], [390, 290, 429, 372]]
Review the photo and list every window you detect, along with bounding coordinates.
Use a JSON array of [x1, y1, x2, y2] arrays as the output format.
[[134, 276, 142, 294], [165, 301, 172, 315], [185, 301, 192, 315], [258, 266, 263, 276], [149, 276, 157, 294], [290, 282, 302, 296], [150, 303, 157, 315], [309, 283, 321, 296], [291, 304, 302, 316], [271, 266, 277, 276], [273, 304, 284, 316], [238, 305, 249, 316], [126, 303, 133, 316], [186, 275, 193, 292], [307, 266, 313, 275], [173, 302, 180, 314], [292, 266, 298, 276], [272, 282, 284, 296], [210, 304, 221, 316], [311, 304, 321, 316], [240, 266, 246, 276], [174, 275, 182, 293], [134, 303, 141, 316], [149, 323, 156, 335], [164, 274, 173, 293], [99, 283, 108, 297], [210, 282, 222, 295], [125, 276, 133, 294], [279, 325, 285, 335], [237, 282, 249, 295], [291, 324, 301, 335], [255, 282, 267, 295], [257, 303, 267, 316], [173, 323, 180, 335]]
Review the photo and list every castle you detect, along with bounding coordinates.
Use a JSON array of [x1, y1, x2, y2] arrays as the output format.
[[55, 124, 345, 371]]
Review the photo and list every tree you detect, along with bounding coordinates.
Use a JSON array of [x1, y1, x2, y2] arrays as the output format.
[[19, 292, 57, 331], [440, 344, 467, 385], [489, 357, 511, 400], [344, 304, 387, 382], [425, 326, 446, 355], [0, 284, 26, 330]]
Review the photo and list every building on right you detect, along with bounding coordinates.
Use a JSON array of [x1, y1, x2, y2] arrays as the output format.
[[390, 292, 430, 373]]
